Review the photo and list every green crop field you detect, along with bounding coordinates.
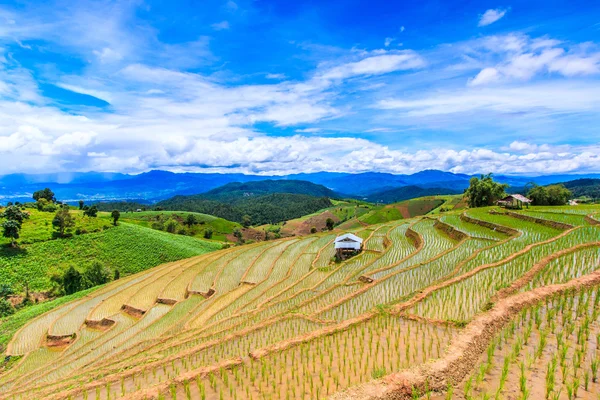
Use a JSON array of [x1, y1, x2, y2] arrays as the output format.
[[0, 208, 112, 246], [119, 210, 241, 242], [2, 205, 600, 400], [0, 222, 222, 291]]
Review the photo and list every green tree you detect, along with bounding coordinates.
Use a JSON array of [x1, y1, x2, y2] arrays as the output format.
[[242, 214, 252, 228], [111, 210, 121, 226], [185, 214, 197, 228], [0, 284, 14, 299], [1, 205, 29, 247], [53, 206, 75, 237], [464, 174, 509, 208], [62, 266, 82, 295], [83, 205, 98, 217], [527, 184, 572, 206], [1, 220, 22, 247], [78, 200, 85, 210], [310, 227, 317, 234], [165, 219, 179, 233], [33, 188, 56, 203], [326, 218, 335, 231], [0, 298, 15, 317], [82, 261, 111, 289], [233, 228, 244, 243], [203, 228, 214, 239], [114, 269, 121, 280]]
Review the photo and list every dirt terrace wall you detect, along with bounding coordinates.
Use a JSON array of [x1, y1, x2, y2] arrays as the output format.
[[460, 213, 519, 236], [331, 269, 600, 400], [405, 227, 423, 250], [585, 214, 600, 226], [492, 210, 573, 230], [433, 220, 468, 242]]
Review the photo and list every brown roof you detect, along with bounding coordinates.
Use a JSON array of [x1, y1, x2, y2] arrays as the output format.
[[502, 194, 532, 203]]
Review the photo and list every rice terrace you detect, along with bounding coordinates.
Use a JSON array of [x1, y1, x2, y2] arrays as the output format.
[[1, 0, 600, 399], [2, 199, 600, 399]]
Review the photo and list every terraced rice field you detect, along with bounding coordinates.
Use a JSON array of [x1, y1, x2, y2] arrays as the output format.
[[2, 205, 600, 400]]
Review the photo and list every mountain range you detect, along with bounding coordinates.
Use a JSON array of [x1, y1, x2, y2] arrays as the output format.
[[2, 169, 600, 204]]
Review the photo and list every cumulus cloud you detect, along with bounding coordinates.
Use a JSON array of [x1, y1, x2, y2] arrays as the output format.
[[467, 34, 600, 85], [478, 8, 509, 27]]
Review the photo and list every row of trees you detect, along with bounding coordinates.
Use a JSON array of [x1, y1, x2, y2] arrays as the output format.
[[465, 174, 572, 208]]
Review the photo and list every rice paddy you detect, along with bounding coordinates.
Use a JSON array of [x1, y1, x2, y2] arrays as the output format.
[[1, 205, 600, 400]]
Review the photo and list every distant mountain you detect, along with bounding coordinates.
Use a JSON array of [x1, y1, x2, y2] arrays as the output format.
[[200, 180, 341, 202], [3, 169, 600, 205], [559, 179, 600, 199], [364, 185, 461, 204]]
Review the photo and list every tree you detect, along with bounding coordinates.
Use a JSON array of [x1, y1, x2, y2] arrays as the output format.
[[165, 219, 178, 233], [233, 228, 243, 243], [52, 206, 75, 237], [326, 218, 335, 231], [527, 184, 572, 206], [82, 261, 111, 289], [114, 269, 121, 280], [78, 200, 85, 210], [203, 228, 214, 239], [83, 205, 98, 218], [0, 284, 14, 299], [1, 205, 29, 225], [464, 174, 509, 208], [62, 266, 82, 295], [0, 298, 15, 317], [1, 205, 29, 247], [111, 210, 121, 226], [33, 188, 56, 203], [1, 220, 22, 247], [242, 215, 252, 228], [310, 227, 317, 234], [185, 214, 197, 228]]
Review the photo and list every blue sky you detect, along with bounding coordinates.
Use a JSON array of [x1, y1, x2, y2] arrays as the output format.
[[0, 0, 599, 175]]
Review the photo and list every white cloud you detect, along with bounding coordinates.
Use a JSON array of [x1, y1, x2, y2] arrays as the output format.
[[295, 128, 322, 133], [56, 83, 113, 103], [318, 51, 425, 80], [468, 34, 600, 85], [384, 37, 395, 47], [266, 73, 286, 80], [478, 8, 509, 27], [93, 47, 122, 63], [211, 21, 230, 31], [400, 26, 405, 32], [469, 67, 501, 86], [377, 81, 600, 117]]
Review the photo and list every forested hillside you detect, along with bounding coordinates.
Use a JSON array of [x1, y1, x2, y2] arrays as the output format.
[[156, 193, 332, 225]]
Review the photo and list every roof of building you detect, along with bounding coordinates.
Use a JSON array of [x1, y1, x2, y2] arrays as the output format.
[[334, 233, 363, 243], [502, 194, 532, 203]]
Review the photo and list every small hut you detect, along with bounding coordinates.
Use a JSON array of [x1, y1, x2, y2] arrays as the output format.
[[497, 194, 532, 209], [334, 233, 363, 260]]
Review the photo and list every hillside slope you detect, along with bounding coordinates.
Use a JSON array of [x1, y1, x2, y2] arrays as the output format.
[[4, 205, 600, 399], [0, 223, 221, 292]]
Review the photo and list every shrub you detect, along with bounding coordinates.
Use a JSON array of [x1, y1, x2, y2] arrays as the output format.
[[0, 298, 15, 317]]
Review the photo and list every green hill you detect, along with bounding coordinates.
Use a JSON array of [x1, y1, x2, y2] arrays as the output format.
[[364, 185, 461, 204], [120, 210, 240, 242], [200, 179, 339, 202], [0, 222, 221, 292]]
